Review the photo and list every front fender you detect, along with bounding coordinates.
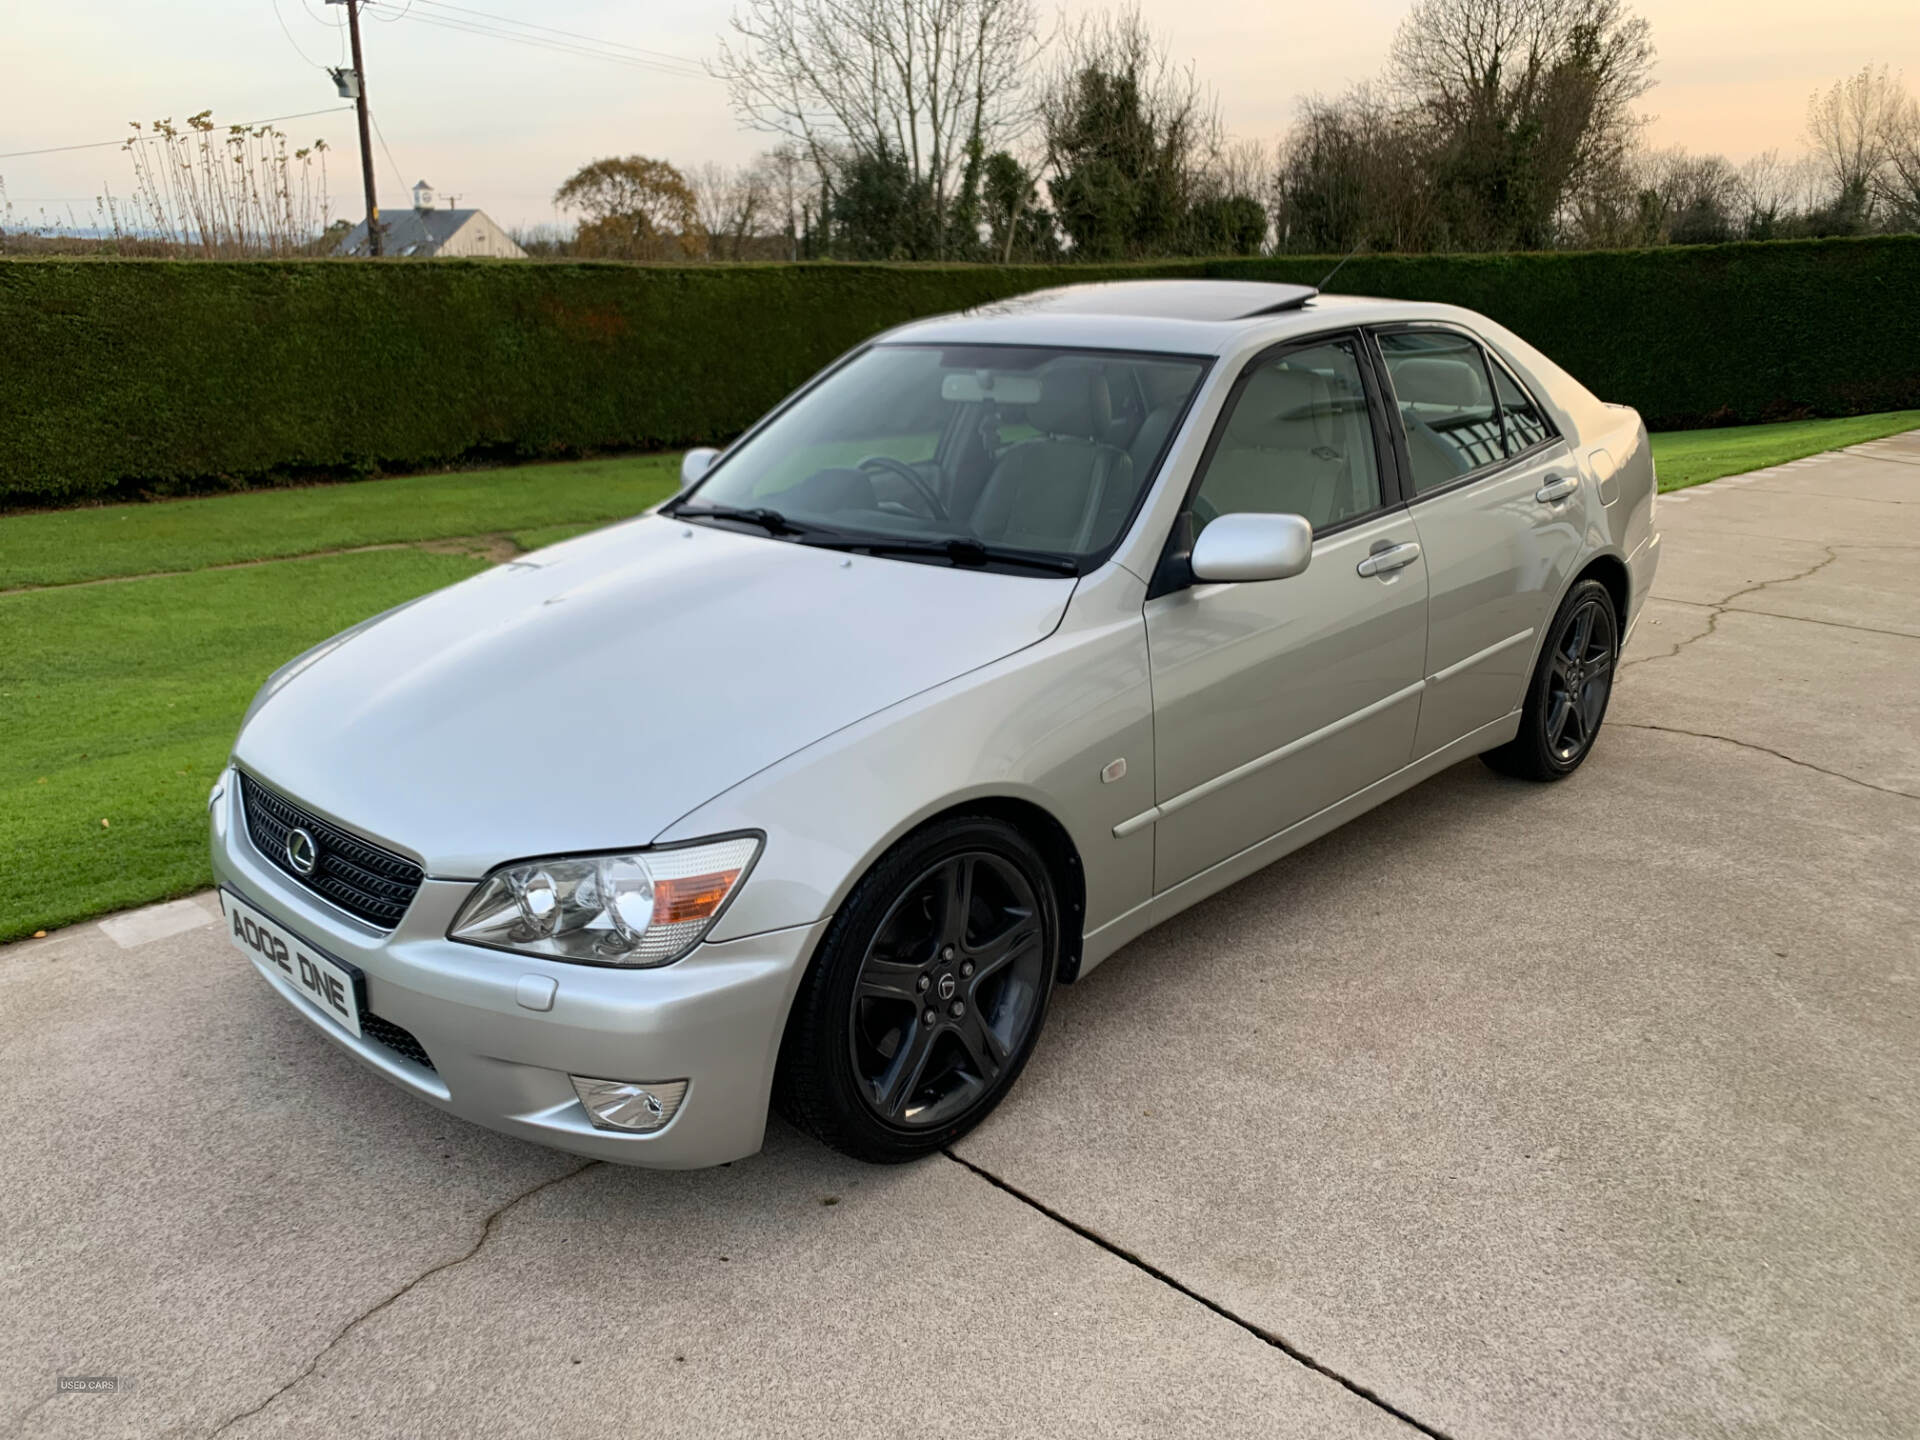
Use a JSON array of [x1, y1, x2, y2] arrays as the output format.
[[656, 563, 1157, 947]]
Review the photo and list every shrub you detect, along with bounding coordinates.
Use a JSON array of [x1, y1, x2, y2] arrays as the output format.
[[3, 236, 1916, 508]]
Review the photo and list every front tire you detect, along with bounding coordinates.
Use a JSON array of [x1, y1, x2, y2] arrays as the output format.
[[1482, 577, 1619, 781], [774, 816, 1059, 1163]]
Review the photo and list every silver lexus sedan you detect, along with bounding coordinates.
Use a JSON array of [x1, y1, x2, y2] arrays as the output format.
[[211, 280, 1660, 1166]]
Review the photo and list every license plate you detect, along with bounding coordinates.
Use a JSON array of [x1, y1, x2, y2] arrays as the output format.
[[221, 890, 364, 1039]]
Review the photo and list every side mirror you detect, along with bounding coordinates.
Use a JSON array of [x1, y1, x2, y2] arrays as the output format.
[[680, 447, 719, 491], [1189, 512, 1313, 583]]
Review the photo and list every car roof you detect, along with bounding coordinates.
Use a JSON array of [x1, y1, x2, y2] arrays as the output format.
[[880, 281, 1494, 357], [980, 280, 1320, 321]]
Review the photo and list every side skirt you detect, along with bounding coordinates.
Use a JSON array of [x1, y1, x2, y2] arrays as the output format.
[[1075, 710, 1523, 978]]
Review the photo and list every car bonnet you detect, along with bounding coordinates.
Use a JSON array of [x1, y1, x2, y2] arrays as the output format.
[[233, 514, 1077, 877]]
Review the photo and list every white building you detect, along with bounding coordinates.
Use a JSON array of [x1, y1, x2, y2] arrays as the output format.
[[334, 180, 528, 259]]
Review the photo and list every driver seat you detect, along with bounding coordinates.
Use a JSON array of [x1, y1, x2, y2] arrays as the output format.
[[970, 366, 1133, 554]]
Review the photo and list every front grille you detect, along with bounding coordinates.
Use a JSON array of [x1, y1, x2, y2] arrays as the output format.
[[362, 1014, 436, 1072], [239, 772, 424, 930]]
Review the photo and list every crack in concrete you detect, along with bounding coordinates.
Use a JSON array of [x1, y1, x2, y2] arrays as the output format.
[[1648, 596, 1920, 643], [1656, 530, 1920, 550], [1616, 722, 1918, 800], [944, 1150, 1455, 1440], [4, 1392, 55, 1438], [203, 1160, 600, 1439], [1624, 547, 1839, 671], [1842, 449, 1920, 469]]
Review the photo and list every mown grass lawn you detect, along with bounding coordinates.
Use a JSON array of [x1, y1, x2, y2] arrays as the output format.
[[0, 551, 495, 940], [0, 458, 678, 942], [1649, 410, 1920, 492], [0, 453, 679, 589], [3, 409, 1915, 942]]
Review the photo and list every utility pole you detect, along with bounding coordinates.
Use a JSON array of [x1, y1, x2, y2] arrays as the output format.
[[344, 0, 381, 255]]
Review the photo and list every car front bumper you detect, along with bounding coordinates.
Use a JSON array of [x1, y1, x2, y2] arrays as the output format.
[[209, 770, 826, 1168]]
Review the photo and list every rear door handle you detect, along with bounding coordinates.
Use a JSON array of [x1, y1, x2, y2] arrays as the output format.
[[1357, 541, 1421, 578], [1536, 474, 1579, 503]]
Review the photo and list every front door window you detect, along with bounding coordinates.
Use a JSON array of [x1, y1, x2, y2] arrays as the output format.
[[1190, 339, 1384, 535]]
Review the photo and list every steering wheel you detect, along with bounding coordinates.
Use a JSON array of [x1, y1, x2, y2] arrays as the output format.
[[858, 455, 947, 520]]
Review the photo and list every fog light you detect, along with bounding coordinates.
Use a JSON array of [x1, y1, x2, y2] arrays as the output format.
[[570, 1075, 688, 1133]]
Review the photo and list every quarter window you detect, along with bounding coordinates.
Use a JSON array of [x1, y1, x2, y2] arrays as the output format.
[[1378, 331, 1503, 492], [1489, 355, 1553, 454], [1190, 340, 1383, 535]]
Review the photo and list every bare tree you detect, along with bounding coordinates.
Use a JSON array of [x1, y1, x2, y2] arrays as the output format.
[[711, 0, 1041, 251], [1880, 87, 1920, 228], [752, 144, 823, 258], [689, 161, 773, 259], [1636, 147, 1746, 243], [1738, 148, 1825, 235], [1806, 65, 1904, 209], [1389, 0, 1655, 247], [1272, 84, 1439, 252], [1203, 137, 1273, 210]]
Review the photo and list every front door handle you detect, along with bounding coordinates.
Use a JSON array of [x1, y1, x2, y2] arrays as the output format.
[[1357, 541, 1421, 578], [1536, 474, 1579, 503]]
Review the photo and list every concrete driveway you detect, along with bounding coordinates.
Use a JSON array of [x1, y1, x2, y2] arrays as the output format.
[[5, 434, 1916, 1440]]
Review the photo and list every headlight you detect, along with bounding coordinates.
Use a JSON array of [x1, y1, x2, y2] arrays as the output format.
[[447, 835, 761, 967]]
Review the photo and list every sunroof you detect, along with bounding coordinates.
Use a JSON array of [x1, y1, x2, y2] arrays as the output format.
[[969, 280, 1318, 321]]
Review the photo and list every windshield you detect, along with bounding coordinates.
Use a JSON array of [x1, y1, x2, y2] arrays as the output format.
[[677, 344, 1208, 568]]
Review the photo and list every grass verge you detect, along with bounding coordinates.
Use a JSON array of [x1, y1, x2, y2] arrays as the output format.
[[0, 453, 677, 589], [1649, 410, 1920, 492], [0, 550, 489, 941]]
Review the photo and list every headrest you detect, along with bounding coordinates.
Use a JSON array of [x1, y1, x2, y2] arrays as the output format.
[[1030, 364, 1114, 441], [1226, 366, 1331, 447], [1392, 357, 1487, 409]]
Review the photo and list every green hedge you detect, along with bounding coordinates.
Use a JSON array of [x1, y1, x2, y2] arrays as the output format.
[[3, 236, 1916, 507]]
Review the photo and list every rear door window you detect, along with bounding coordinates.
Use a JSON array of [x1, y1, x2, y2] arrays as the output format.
[[1377, 331, 1503, 493]]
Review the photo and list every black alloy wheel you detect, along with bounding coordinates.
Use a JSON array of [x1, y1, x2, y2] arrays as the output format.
[[849, 850, 1046, 1129], [776, 817, 1058, 1162], [1542, 591, 1618, 764], [1484, 577, 1620, 781]]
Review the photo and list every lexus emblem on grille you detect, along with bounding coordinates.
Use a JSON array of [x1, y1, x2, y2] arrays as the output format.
[[285, 827, 319, 876]]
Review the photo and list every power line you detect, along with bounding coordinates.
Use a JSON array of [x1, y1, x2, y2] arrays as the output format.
[[271, 0, 331, 69], [408, 0, 706, 71], [0, 107, 355, 161], [368, 110, 409, 195], [397, 12, 705, 76], [388, 3, 707, 77]]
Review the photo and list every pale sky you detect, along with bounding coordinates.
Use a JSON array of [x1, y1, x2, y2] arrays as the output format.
[[3, 0, 1916, 232]]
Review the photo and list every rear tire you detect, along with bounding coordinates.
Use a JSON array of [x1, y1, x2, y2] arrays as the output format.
[[774, 816, 1058, 1163], [1482, 577, 1619, 782]]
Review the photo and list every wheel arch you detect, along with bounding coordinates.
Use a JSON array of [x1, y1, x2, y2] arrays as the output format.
[[829, 795, 1088, 986], [1509, 547, 1632, 704], [928, 795, 1088, 984], [1575, 550, 1631, 629]]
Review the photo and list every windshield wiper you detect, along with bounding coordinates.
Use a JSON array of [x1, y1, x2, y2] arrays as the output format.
[[668, 504, 1077, 574], [667, 503, 810, 536], [806, 534, 1079, 576]]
